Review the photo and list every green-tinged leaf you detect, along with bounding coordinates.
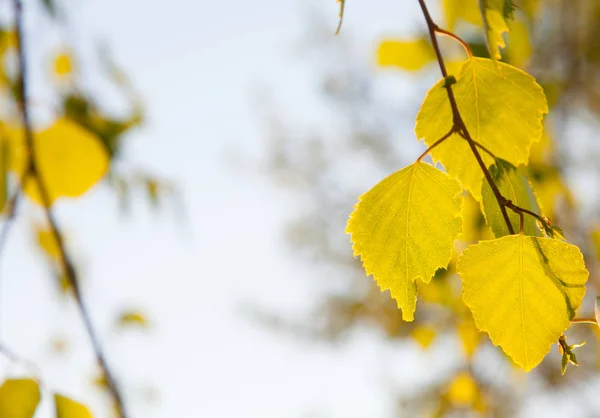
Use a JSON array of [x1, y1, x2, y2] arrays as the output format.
[[558, 335, 585, 375], [482, 159, 541, 237], [415, 57, 548, 200], [0, 378, 41, 418], [458, 235, 588, 371], [541, 223, 566, 241], [376, 38, 435, 71], [55, 394, 93, 418], [347, 162, 463, 321], [478, 0, 515, 60]]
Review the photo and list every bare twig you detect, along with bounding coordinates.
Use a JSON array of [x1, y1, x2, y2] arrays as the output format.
[[416, 128, 454, 162], [11, 0, 128, 416]]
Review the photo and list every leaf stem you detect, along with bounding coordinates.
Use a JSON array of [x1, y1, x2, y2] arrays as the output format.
[[416, 128, 454, 162], [12, 1, 128, 416], [433, 26, 473, 57], [417, 0, 515, 235], [570, 318, 598, 325]]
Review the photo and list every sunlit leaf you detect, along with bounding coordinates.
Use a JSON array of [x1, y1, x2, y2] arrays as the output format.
[[376, 38, 435, 71], [0, 378, 41, 418], [478, 0, 515, 60], [55, 394, 93, 418], [415, 57, 548, 200], [481, 159, 541, 237], [458, 235, 588, 371], [347, 162, 463, 321]]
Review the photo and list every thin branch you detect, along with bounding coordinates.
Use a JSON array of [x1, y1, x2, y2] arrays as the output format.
[[505, 200, 549, 227], [416, 128, 454, 162], [12, 1, 128, 416], [464, 137, 498, 160], [417, 0, 515, 235], [433, 26, 473, 57]]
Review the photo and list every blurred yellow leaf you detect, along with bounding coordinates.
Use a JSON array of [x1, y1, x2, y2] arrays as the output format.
[[479, 0, 515, 60], [54, 52, 73, 78], [442, 0, 481, 30], [0, 378, 41, 418], [457, 315, 481, 358], [376, 39, 435, 71], [457, 193, 493, 244], [37, 226, 60, 259], [55, 394, 93, 418], [410, 325, 437, 349], [506, 19, 532, 68], [447, 372, 478, 406], [592, 229, 600, 260], [9, 119, 109, 206], [117, 310, 150, 328]]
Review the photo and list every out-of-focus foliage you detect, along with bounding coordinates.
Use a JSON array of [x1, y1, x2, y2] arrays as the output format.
[[261, 0, 600, 416], [0, 0, 177, 415], [0, 378, 40, 417]]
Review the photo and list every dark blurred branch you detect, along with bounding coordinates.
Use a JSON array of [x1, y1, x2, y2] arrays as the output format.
[[11, 0, 128, 416]]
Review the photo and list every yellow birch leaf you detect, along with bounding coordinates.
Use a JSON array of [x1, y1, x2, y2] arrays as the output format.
[[415, 57, 548, 200], [458, 235, 588, 371], [478, 0, 515, 60], [347, 161, 463, 321], [9, 119, 109, 206], [410, 325, 437, 349], [55, 394, 93, 418], [377, 38, 435, 71], [0, 378, 41, 418], [481, 159, 541, 237]]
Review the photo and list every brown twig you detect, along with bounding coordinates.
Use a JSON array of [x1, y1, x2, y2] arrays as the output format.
[[416, 128, 454, 162], [12, 0, 128, 416], [433, 26, 473, 57], [417, 0, 515, 235]]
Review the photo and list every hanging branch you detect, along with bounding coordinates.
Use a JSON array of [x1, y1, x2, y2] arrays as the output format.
[[416, 0, 555, 236], [11, 0, 128, 416]]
